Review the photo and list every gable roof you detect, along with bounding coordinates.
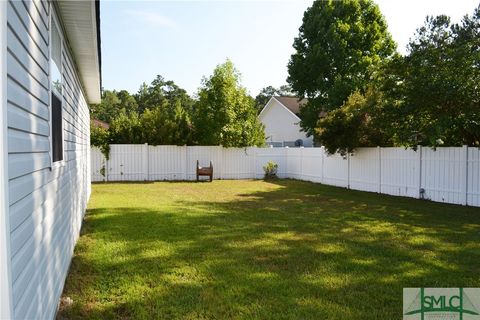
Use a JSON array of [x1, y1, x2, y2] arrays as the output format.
[[258, 96, 307, 121], [273, 96, 307, 115]]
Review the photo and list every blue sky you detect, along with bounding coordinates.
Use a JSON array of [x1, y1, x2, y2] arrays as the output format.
[[101, 0, 479, 97]]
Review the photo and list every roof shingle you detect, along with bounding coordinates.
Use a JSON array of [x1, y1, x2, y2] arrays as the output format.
[[274, 96, 307, 115]]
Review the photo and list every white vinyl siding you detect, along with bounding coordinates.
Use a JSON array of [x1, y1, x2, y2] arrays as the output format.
[[258, 99, 313, 147], [6, 1, 91, 319]]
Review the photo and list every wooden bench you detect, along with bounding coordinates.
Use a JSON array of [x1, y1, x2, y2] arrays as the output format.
[[196, 160, 213, 182]]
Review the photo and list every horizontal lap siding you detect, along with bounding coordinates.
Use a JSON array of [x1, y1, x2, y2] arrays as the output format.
[[7, 2, 90, 319]]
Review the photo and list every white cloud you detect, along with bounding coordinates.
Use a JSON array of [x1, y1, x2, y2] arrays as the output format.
[[125, 10, 176, 28]]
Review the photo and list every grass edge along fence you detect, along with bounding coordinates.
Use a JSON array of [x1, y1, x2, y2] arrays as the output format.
[[91, 144, 480, 207]]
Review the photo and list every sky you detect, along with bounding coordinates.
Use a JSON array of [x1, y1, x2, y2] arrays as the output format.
[[100, 0, 479, 97]]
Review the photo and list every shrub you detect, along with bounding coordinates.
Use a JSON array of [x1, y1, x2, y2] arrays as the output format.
[[263, 161, 278, 179], [90, 124, 111, 160]]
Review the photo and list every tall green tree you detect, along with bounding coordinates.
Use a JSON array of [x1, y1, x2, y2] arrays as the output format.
[[316, 87, 393, 155], [254, 85, 293, 112], [193, 60, 265, 147], [117, 90, 139, 115], [90, 90, 138, 123], [287, 0, 396, 137], [92, 75, 196, 146], [135, 75, 193, 115], [108, 112, 143, 144], [383, 6, 480, 147], [141, 101, 193, 145]]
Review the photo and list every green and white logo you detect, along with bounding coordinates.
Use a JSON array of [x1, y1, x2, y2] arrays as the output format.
[[404, 288, 480, 320]]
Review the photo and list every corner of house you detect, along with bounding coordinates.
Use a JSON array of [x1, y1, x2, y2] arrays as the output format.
[[0, 0, 14, 318]]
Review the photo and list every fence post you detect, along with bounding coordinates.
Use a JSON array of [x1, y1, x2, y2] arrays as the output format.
[[105, 157, 108, 182], [104, 146, 109, 182], [321, 147, 324, 184], [143, 143, 149, 181], [377, 146, 381, 193], [300, 147, 304, 180], [417, 145, 422, 199], [347, 152, 350, 189], [183, 146, 188, 180], [252, 147, 256, 179], [284, 146, 288, 178], [218, 146, 224, 180], [462, 145, 468, 205]]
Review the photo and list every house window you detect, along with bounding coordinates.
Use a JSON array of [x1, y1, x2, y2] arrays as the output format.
[[50, 17, 63, 163]]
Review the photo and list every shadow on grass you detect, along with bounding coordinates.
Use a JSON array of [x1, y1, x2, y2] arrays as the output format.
[[58, 180, 480, 320]]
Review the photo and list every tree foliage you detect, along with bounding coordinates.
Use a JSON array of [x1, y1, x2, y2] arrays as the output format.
[[312, 4, 480, 152], [135, 75, 194, 115], [287, 0, 396, 138], [316, 87, 393, 155], [90, 90, 138, 123], [193, 60, 265, 147], [141, 101, 193, 145], [90, 124, 111, 159], [91, 64, 266, 150], [108, 112, 143, 144], [383, 7, 480, 147], [93, 75, 195, 147]]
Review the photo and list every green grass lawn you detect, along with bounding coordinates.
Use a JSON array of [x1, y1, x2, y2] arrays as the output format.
[[57, 180, 480, 319]]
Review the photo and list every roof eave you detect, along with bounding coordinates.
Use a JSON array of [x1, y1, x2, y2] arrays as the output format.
[[56, 0, 102, 104]]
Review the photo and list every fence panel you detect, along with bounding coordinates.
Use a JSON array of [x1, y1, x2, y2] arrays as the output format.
[[285, 148, 302, 179], [255, 148, 287, 178], [149, 145, 186, 181], [186, 146, 223, 180], [222, 148, 255, 179], [91, 147, 106, 182], [299, 147, 323, 183], [107, 144, 145, 181], [349, 148, 379, 193], [421, 147, 466, 205], [380, 148, 418, 198], [323, 153, 349, 188], [90, 145, 479, 207]]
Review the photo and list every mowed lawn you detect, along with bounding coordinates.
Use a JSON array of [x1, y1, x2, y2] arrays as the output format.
[[58, 180, 480, 319]]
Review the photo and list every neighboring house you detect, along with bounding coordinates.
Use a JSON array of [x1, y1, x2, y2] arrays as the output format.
[[0, 1, 101, 319], [91, 118, 110, 130], [258, 96, 313, 147]]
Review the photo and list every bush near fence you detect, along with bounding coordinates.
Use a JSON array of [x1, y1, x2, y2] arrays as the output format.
[[91, 144, 480, 207]]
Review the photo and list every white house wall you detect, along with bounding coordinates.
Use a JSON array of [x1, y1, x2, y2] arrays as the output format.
[[259, 99, 313, 147], [6, 1, 90, 319], [1, 0, 14, 317]]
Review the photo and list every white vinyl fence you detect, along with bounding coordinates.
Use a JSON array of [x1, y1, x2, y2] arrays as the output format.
[[91, 144, 480, 207]]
